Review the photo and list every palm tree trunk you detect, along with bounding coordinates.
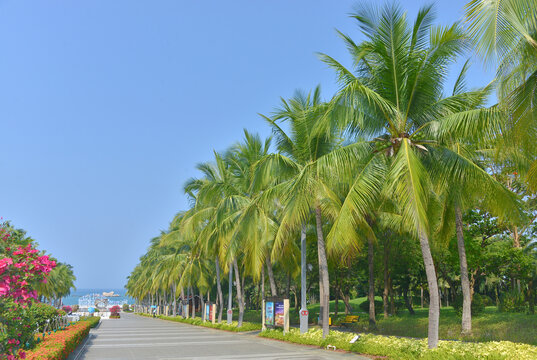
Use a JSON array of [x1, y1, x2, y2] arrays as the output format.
[[266, 255, 278, 296], [172, 284, 177, 317], [456, 206, 472, 334], [261, 264, 265, 300], [227, 264, 233, 324], [180, 287, 185, 318], [200, 290, 204, 320], [368, 237, 376, 327], [215, 257, 223, 323], [419, 231, 440, 349], [233, 259, 244, 327], [300, 224, 307, 333], [315, 206, 330, 339], [190, 286, 195, 318], [383, 239, 389, 319]]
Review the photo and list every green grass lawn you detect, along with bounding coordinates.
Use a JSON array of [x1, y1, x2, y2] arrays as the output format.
[[234, 297, 537, 345]]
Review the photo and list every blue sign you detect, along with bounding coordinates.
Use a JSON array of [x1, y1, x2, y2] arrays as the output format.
[[88, 307, 95, 314]]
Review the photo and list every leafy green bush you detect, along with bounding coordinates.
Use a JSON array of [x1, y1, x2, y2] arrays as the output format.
[[28, 302, 65, 332], [122, 304, 130, 312], [452, 293, 485, 317], [359, 299, 384, 314], [481, 295, 495, 307], [80, 316, 101, 328], [499, 291, 527, 313], [260, 328, 537, 360]]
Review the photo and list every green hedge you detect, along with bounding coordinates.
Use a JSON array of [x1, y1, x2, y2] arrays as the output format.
[[259, 328, 537, 360], [80, 316, 101, 328], [137, 313, 261, 332]]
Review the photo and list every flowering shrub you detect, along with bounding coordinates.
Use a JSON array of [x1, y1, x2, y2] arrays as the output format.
[[61, 306, 72, 314], [259, 328, 537, 360], [109, 305, 120, 319], [24, 320, 91, 360], [0, 221, 57, 359]]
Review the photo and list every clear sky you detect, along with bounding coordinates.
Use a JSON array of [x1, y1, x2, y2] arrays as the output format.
[[0, 0, 492, 289]]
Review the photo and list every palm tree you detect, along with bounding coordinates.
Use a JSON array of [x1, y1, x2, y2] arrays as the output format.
[[257, 86, 340, 338], [318, 3, 506, 348], [465, 0, 537, 191], [181, 131, 276, 327], [37, 262, 76, 306]]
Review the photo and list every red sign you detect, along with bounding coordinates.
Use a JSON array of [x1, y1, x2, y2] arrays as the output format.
[[300, 310, 308, 316], [227, 309, 232, 314]]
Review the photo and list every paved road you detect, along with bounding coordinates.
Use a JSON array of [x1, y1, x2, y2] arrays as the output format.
[[70, 313, 368, 360]]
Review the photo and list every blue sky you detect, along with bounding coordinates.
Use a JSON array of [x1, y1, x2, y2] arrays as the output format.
[[0, 0, 493, 288]]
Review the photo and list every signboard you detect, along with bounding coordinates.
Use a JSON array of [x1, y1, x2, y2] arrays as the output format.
[[265, 301, 274, 326], [204, 303, 214, 321], [274, 301, 284, 326], [300, 310, 308, 316], [264, 297, 287, 329]]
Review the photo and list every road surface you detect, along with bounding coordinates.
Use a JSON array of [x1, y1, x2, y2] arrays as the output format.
[[69, 312, 368, 360]]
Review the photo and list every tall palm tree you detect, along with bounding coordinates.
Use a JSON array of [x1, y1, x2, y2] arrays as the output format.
[[318, 3, 505, 348], [182, 131, 276, 327], [257, 86, 340, 338], [465, 0, 537, 191]]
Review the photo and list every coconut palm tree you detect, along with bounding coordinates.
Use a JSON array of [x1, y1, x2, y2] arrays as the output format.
[[465, 0, 537, 191], [181, 131, 276, 327], [257, 86, 341, 338], [318, 3, 507, 348], [37, 263, 76, 306]]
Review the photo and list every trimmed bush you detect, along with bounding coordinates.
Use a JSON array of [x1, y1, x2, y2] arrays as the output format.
[[80, 316, 101, 328], [137, 313, 261, 332], [359, 299, 384, 314], [109, 305, 121, 319], [25, 320, 91, 360]]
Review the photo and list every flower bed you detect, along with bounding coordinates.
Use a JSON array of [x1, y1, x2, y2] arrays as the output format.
[[24, 320, 91, 360], [137, 313, 261, 332], [259, 328, 537, 360]]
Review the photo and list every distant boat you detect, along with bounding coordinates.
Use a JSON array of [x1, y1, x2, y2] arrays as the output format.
[[102, 291, 120, 297]]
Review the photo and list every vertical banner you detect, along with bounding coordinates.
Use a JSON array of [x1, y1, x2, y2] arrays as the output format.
[[204, 303, 210, 322], [274, 301, 284, 326], [264, 297, 289, 330], [265, 300, 274, 326]]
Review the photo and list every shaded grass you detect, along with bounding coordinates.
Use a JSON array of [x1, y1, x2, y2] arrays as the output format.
[[236, 297, 537, 345]]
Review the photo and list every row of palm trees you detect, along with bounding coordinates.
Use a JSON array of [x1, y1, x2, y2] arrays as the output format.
[[126, 0, 537, 349]]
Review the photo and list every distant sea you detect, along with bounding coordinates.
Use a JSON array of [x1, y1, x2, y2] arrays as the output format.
[[62, 288, 134, 306]]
